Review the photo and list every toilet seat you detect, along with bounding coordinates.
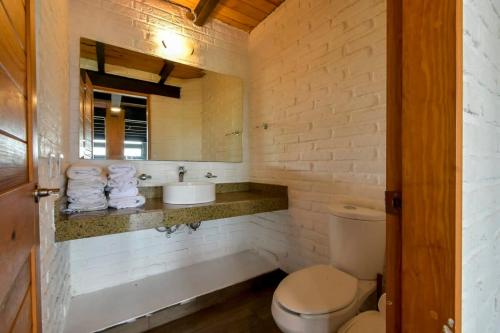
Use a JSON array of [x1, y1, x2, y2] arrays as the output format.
[[274, 265, 358, 315], [337, 311, 385, 333]]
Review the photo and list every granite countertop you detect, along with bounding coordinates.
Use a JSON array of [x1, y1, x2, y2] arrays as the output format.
[[55, 183, 288, 242]]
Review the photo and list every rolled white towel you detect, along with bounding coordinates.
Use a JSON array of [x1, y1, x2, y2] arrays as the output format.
[[67, 165, 103, 180], [108, 195, 145, 209], [67, 188, 105, 198], [108, 163, 137, 175], [107, 178, 138, 191], [109, 187, 139, 199]]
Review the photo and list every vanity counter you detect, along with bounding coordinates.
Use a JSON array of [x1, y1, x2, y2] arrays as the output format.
[[55, 183, 288, 242]]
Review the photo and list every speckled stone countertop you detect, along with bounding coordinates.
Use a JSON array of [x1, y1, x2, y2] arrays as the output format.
[[55, 183, 288, 242]]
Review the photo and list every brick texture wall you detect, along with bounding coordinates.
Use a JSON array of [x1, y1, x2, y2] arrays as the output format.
[[64, 0, 251, 296], [248, 0, 386, 272], [463, 0, 500, 331], [36, 0, 71, 332]]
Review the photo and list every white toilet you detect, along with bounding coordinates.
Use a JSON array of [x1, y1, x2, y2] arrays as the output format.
[[271, 203, 386, 333]]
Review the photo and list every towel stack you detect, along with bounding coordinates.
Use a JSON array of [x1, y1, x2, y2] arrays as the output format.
[[66, 165, 107, 212], [107, 164, 145, 209]]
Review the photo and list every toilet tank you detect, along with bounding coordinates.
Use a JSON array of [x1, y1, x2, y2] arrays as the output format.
[[329, 203, 386, 280]]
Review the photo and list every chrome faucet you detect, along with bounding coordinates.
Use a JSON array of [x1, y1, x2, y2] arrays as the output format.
[[178, 166, 186, 182]]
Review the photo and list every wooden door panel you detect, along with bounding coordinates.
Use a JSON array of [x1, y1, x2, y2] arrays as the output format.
[[10, 289, 32, 333], [0, 66, 27, 141], [1, 0, 26, 48], [0, 0, 38, 331], [0, 4, 26, 93], [0, 259, 31, 333], [0, 184, 36, 306], [0, 134, 27, 192]]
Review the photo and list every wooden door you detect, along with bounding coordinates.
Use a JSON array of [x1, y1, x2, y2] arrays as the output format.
[[386, 0, 463, 332], [0, 0, 40, 332]]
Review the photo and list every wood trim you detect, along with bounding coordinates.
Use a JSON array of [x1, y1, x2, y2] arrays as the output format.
[[400, 0, 462, 331], [454, 0, 463, 329], [147, 95, 151, 160], [385, 0, 402, 331]]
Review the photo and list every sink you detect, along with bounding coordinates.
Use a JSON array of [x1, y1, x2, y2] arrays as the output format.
[[163, 182, 216, 204]]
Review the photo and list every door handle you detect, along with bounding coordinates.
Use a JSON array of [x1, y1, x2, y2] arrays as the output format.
[[33, 187, 60, 203]]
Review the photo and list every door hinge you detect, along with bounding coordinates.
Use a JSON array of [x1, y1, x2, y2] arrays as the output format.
[[385, 190, 402, 215]]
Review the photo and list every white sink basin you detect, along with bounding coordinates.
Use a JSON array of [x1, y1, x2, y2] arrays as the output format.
[[163, 182, 216, 205]]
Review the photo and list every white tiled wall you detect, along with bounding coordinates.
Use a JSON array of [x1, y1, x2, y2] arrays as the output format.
[[68, 216, 255, 295], [36, 0, 71, 332], [462, 0, 500, 331], [248, 0, 386, 272]]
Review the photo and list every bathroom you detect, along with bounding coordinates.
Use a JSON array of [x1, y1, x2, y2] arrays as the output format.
[[0, 0, 498, 332]]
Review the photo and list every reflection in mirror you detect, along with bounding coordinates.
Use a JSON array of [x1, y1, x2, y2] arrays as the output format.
[[79, 38, 243, 162]]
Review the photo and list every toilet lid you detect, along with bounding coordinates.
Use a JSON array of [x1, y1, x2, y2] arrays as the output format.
[[337, 311, 386, 333], [274, 265, 358, 315]]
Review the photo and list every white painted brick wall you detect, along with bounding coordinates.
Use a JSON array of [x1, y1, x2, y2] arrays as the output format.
[[463, 0, 500, 331], [248, 0, 386, 272], [36, 0, 71, 332], [68, 216, 255, 295], [64, 0, 252, 296]]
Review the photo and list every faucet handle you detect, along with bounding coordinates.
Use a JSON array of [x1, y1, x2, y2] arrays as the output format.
[[138, 173, 152, 181], [178, 166, 186, 172], [205, 172, 217, 178]]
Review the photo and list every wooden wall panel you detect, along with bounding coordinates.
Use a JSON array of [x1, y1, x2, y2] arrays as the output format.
[[0, 66, 27, 141]]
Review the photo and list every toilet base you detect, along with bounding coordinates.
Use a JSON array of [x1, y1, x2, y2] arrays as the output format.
[[271, 280, 376, 333]]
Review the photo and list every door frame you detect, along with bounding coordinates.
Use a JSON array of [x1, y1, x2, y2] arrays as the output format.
[[386, 0, 463, 332]]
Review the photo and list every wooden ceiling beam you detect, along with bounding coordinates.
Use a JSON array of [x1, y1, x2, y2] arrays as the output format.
[[86, 70, 181, 99], [158, 61, 175, 85], [193, 0, 220, 26], [96, 42, 106, 73]]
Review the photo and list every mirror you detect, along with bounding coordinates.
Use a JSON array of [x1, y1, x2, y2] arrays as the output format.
[[79, 38, 243, 162]]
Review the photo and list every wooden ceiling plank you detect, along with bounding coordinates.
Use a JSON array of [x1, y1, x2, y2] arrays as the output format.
[[193, 0, 221, 26], [220, 0, 269, 21], [239, 0, 276, 13], [212, 5, 260, 28]]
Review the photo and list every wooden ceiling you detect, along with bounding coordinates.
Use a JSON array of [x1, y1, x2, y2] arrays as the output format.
[[80, 38, 205, 80], [172, 0, 285, 32]]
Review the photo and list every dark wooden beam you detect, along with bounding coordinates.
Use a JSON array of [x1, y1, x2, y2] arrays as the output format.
[[86, 70, 181, 99], [193, 0, 220, 26], [96, 42, 106, 73], [158, 61, 175, 85]]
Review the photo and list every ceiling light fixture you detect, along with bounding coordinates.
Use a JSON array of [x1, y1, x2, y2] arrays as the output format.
[[110, 106, 122, 113], [159, 31, 194, 58]]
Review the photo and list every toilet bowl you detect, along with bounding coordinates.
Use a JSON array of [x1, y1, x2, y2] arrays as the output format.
[[271, 204, 385, 333]]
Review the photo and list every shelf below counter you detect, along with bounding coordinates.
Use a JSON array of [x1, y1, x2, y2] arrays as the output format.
[[55, 182, 288, 242]]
